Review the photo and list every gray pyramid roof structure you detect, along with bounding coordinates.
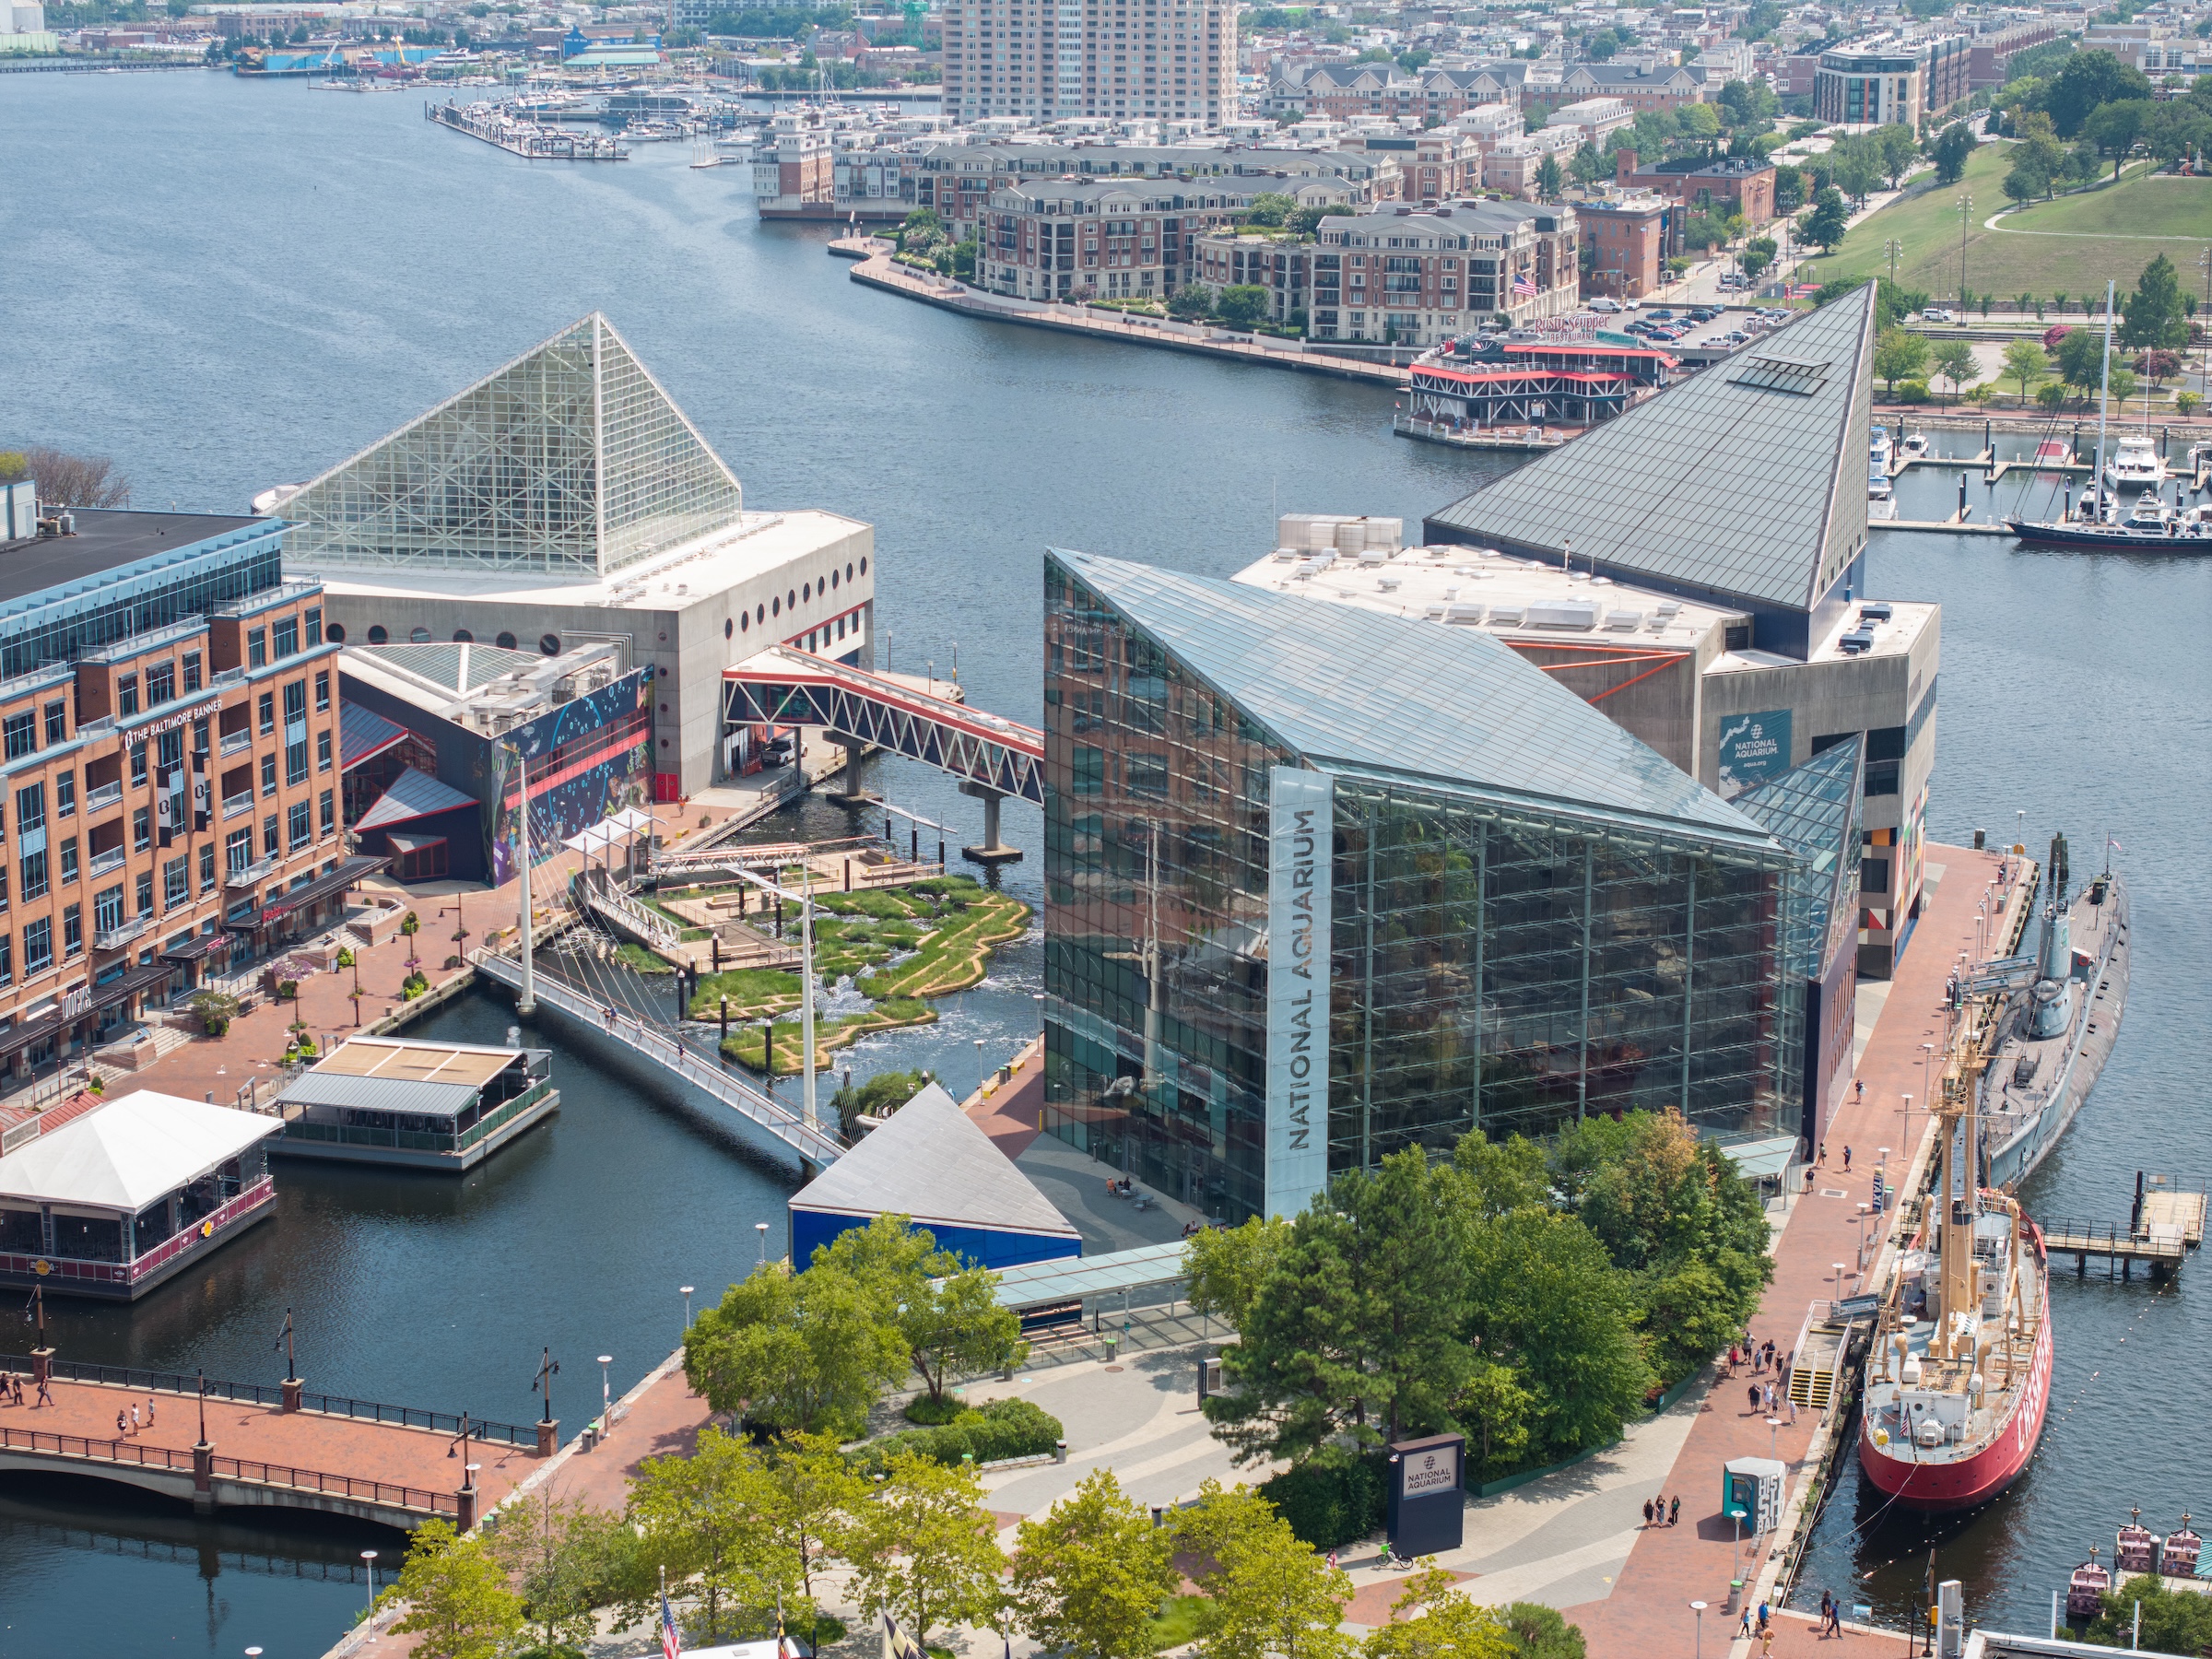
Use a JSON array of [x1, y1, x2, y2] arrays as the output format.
[[1423, 283, 1878, 614], [790, 1083, 1081, 1245], [276, 314, 745, 581], [1053, 550, 1782, 851]]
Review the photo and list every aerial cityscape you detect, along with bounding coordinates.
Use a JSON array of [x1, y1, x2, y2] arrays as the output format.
[[0, 0, 2207, 1654]]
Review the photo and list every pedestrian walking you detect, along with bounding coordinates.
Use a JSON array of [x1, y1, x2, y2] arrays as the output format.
[[1818, 1140, 1828, 1165], [35, 1375, 51, 1407], [1727, 1343, 1739, 1375], [116, 1408, 127, 1435], [1739, 1606, 1754, 1639], [1748, 1381, 1760, 1413], [1843, 1145, 1853, 1171], [130, 1403, 140, 1434], [1669, 1495, 1681, 1525], [1789, 1396, 1799, 1426], [1643, 1499, 1654, 1527], [1758, 1601, 1771, 1634], [1855, 1078, 1865, 1107], [1827, 1596, 1843, 1635], [145, 1397, 154, 1428], [1760, 1626, 1774, 1658]]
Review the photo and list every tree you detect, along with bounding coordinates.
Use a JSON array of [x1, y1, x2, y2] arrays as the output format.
[[1185, 1214, 1289, 1329], [1739, 235, 1776, 281], [1930, 119, 1977, 183], [682, 1260, 909, 1437], [2085, 98, 2150, 178], [1010, 1468, 1178, 1659], [1799, 186, 1849, 250], [0, 446, 131, 508], [1873, 327, 1931, 396], [1204, 1150, 1473, 1465], [1932, 338, 1980, 405], [843, 1450, 1006, 1647], [2083, 1575, 2212, 1655], [629, 1429, 795, 1645], [761, 1431, 871, 1606], [385, 1518, 527, 1659], [1584, 27, 1618, 60], [1217, 285, 1269, 327], [1362, 1568, 1515, 1659], [2135, 347, 2183, 388], [1536, 155, 1562, 198], [2107, 366, 2139, 409], [830, 1067, 928, 1137], [1453, 1356, 1535, 1481], [490, 1494, 631, 1656], [2047, 50, 2152, 136], [2003, 159, 2046, 207], [1772, 163, 1804, 212], [1242, 191, 1297, 227], [1498, 1603, 1587, 1659], [2122, 253, 2189, 350], [1569, 141, 1606, 187], [1875, 122, 1919, 187], [1287, 204, 1354, 235], [2002, 338, 2049, 402], [1178, 1482, 1354, 1659], [1168, 285, 1213, 321], [818, 1212, 1025, 1406]]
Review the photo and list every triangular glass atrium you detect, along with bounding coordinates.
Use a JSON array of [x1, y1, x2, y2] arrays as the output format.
[[277, 314, 745, 580]]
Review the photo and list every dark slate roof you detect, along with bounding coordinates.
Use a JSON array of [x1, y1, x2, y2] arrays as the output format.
[[356, 768, 477, 830], [1053, 550, 1781, 850], [1424, 282, 1878, 614], [339, 701, 409, 770]]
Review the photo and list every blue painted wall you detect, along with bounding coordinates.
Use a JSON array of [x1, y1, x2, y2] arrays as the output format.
[[790, 1207, 1081, 1272]]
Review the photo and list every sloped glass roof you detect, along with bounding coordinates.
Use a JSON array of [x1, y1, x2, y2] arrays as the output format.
[[1054, 550, 1781, 851], [1425, 283, 1877, 613], [278, 313, 745, 580], [358, 641, 543, 692], [1735, 733, 1864, 980]]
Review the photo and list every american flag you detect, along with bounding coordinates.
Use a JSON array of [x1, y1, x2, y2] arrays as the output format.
[[1511, 273, 1537, 298], [661, 1593, 682, 1659]]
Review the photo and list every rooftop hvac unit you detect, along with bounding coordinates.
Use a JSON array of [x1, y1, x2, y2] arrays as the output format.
[[1839, 628, 1877, 654], [1444, 603, 1484, 625], [1859, 602, 1894, 623], [1527, 600, 1600, 630], [1488, 605, 1526, 626], [1358, 547, 1391, 565], [1654, 601, 1682, 618], [1378, 575, 1401, 592], [1603, 610, 1642, 630]]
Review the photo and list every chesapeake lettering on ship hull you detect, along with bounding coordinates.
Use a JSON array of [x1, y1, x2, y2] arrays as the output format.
[[1265, 766, 1333, 1218]]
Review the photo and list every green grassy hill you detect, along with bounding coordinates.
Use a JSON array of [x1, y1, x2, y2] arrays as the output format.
[[1803, 144, 2204, 307]]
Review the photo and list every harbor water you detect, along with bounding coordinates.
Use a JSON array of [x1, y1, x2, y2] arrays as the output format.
[[3, 72, 2211, 1655]]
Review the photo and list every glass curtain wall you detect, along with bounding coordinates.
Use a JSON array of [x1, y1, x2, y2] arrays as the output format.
[[1327, 777, 1799, 1174], [1042, 557, 1289, 1220]]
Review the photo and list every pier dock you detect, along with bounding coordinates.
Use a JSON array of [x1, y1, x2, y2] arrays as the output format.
[[427, 100, 629, 160]]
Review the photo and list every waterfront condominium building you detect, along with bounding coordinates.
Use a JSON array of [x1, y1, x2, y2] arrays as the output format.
[[1307, 200, 1580, 347], [940, 0, 1237, 128], [1041, 548, 1804, 1224], [0, 499, 359, 1084]]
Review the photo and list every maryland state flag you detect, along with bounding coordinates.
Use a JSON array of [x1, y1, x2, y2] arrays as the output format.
[[881, 1612, 931, 1659]]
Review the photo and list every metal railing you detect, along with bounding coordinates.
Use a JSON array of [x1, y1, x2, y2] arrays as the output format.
[[88, 846, 126, 876], [0, 1351, 537, 1446], [223, 792, 253, 819], [579, 878, 681, 952], [2041, 1218, 2188, 1260], [220, 728, 253, 755], [227, 856, 276, 890], [0, 1427, 458, 1517], [282, 1080, 555, 1158], [91, 915, 148, 952], [85, 780, 124, 812]]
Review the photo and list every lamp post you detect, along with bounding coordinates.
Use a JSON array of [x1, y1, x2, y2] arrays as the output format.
[[1921, 1041, 1937, 1115], [597, 1355, 613, 1426], [756, 1220, 771, 1265], [680, 1285, 695, 1335], [361, 1550, 379, 1614], [1690, 1600, 1708, 1659], [1766, 1414, 1781, 1462], [1956, 195, 1971, 306], [1833, 1262, 1849, 1303]]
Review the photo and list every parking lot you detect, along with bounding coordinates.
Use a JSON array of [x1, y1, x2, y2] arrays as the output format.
[[1588, 300, 1794, 356]]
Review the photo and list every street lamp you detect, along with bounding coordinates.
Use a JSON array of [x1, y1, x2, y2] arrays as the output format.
[[756, 1220, 771, 1265], [1766, 1414, 1781, 1462], [1833, 1262, 1849, 1303], [1690, 1601, 1708, 1659], [596, 1356, 613, 1424], [1921, 1041, 1937, 1112], [680, 1285, 695, 1334], [361, 1550, 379, 1614]]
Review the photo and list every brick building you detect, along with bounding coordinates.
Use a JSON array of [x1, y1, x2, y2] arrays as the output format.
[[1578, 190, 1669, 299], [0, 500, 361, 1084], [1310, 199, 1579, 347], [1614, 150, 1776, 237], [940, 0, 1236, 127]]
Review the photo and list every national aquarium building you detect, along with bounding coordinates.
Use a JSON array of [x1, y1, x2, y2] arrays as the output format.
[[1040, 550, 1855, 1224]]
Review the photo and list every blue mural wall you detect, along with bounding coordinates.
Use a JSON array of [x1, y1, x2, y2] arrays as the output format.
[[488, 672, 652, 884]]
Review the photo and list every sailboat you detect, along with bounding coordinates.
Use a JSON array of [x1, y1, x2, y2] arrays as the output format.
[[2011, 284, 2209, 547]]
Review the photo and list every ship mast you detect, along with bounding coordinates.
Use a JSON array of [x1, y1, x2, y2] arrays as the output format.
[[1937, 992, 1983, 1365]]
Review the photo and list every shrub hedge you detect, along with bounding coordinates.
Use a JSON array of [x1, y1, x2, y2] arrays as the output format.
[[1258, 1450, 1389, 1548], [850, 1396, 1062, 1474]]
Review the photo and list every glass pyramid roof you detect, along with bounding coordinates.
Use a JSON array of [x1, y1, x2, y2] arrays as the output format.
[[1425, 283, 1878, 614], [278, 314, 745, 581], [1053, 549, 1781, 852], [1735, 733, 1864, 980]]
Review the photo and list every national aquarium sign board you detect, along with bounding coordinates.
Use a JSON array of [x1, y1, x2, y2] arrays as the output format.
[[1265, 767, 1333, 1220], [1716, 709, 1792, 800]]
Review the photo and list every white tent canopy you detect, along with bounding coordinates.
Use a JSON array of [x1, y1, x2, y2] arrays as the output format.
[[560, 806, 658, 857], [0, 1092, 278, 1212]]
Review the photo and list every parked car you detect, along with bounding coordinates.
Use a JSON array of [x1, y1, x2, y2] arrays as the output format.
[[1923, 307, 1957, 324], [1649, 309, 1675, 320], [1718, 273, 1749, 289], [1720, 330, 1750, 346], [1590, 297, 1623, 312], [1690, 307, 1721, 321]]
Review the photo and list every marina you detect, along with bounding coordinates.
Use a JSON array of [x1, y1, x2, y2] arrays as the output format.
[[426, 97, 629, 159]]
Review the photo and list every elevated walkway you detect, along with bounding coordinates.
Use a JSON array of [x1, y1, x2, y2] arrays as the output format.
[[574, 868, 679, 953], [473, 947, 843, 1172], [724, 647, 1043, 807]]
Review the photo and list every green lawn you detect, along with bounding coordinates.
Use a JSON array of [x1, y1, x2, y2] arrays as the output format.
[[1804, 144, 2200, 307]]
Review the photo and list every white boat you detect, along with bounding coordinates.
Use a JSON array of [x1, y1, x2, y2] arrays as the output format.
[[1901, 431, 1930, 457], [2104, 434, 2162, 490], [1868, 426, 1894, 500]]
